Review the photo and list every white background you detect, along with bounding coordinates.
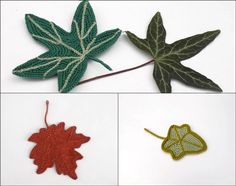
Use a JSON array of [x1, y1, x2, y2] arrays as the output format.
[[1, 1, 235, 186], [1, 1, 235, 93], [119, 94, 235, 185], [1, 94, 118, 185]]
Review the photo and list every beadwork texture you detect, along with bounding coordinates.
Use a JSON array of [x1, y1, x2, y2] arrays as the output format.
[[13, 0, 121, 93], [29, 122, 90, 179], [145, 124, 207, 160], [28, 100, 90, 180], [162, 124, 207, 160], [127, 12, 222, 93]]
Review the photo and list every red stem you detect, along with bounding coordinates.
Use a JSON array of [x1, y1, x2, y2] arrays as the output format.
[[78, 59, 155, 86], [44, 100, 49, 128]]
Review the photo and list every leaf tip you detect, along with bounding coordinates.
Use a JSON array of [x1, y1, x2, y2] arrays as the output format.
[[215, 29, 221, 34], [217, 87, 223, 92], [86, 136, 91, 143], [28, 134, 36, 142], [153, 11, 162, 19], [59, 89, 66, 94], [58, 83, 69, 94], [213, 83, 223, 92], [12, 67, 23, 77], [12, 69, 17, 75], [69, 173, 78, 180], [117, 29, 122, 35], [25, 14, 33, 20], [125, 31, 132, 36], [212, 29, 221, 38]]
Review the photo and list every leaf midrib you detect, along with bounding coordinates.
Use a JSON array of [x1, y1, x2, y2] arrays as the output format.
[[165, 130, 203, 150], [156, 31, 218, 60], [27, 15, 84, 57], [25, 14, 97, 79], [156, 59, 217, 89]]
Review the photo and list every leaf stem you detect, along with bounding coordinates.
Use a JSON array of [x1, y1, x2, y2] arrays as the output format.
[[144, 128, 166, 140], [78, 59, 155, 86], [44, 100, 50, 128]]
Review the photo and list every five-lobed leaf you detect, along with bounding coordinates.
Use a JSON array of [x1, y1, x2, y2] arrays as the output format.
[[13, 0, 121, 93], [126, 12, 222, 93], [162, 124, 207, 160], [29, 122, 90, 180]]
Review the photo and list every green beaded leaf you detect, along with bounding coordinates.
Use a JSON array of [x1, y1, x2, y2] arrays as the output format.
[[126, 12, 222, 93], [13, 0, 121, 93], [162, 124, 207, 160]]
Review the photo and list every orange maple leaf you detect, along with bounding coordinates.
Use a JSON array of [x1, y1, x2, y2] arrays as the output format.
[[28, 101, 90, 180]]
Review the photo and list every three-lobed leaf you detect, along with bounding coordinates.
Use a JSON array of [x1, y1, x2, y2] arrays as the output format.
[[13, 0, 121, 93], [126, 12, 222, 93], [162, 124, 207, 160]]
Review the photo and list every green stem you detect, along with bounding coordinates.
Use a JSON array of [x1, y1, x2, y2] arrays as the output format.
[[78, 59, 154, 86], [144, 128, 166, 140]]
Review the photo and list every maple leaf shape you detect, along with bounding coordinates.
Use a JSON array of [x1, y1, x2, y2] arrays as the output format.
[[126, 12, 222, 93], [28, 101, 90, 179], [13, 0, 121, 93], [145, 124, 207, 160]]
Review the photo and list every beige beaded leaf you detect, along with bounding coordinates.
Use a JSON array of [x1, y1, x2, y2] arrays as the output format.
[[162, 124, 207, 160], [145, 124, 207, 160]]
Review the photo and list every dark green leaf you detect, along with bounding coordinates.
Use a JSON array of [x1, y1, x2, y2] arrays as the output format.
[[147, 12, 166, 57], [154, 56, 222, 92], [126, 11, 222, 92], [13, 0, 121, 93], [126, 31, 152, 55], [153, 62, 171, 93], [167, 30, 221, 61]]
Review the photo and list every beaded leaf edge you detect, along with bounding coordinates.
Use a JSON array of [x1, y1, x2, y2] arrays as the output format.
[[13, 0, 121, 93]]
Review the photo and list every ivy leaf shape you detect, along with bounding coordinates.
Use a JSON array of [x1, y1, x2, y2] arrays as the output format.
[[28, 101, 90, 179], [145, 124, 207, 160], [13, 0, 121, 93], [126, 12, 222, 93]]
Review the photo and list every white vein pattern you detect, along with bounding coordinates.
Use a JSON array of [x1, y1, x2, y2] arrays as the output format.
[[13, 57, 81, 78], [59, 29, 121, 93], [154, 63, 170, 92], [81, 1, 88, 37], [88, 30, 121, 53], [15, 1, 121, 93], [59, 60, 84, 93], [13, 59, 61, 74], [159, 59, 217, 88], [27, 15, 82, 56], [128, 33, 152, 54], [166, 31, 218, 59], [148, 14, 165, 57]]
